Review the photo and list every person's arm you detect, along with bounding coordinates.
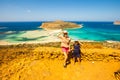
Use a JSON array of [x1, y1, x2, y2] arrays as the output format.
[[68, 38, 71, 46], [70, 44, 74, 50], [69, 43, 74, 53], [79, 41, 83, 46], [68, 38, 71, 51], [57, 31, 63, 39]]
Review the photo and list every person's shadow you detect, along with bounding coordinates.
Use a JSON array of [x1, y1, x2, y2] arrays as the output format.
[[66, 51, 74, 65]]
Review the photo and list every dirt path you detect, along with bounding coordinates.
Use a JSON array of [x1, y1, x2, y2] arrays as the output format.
[[2, 59, 119, 80]]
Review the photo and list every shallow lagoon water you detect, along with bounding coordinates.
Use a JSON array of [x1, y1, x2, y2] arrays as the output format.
[[0, 21, 120, 43]]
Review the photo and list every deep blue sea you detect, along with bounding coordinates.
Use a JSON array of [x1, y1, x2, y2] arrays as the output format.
[[0, 21, 120, 42]]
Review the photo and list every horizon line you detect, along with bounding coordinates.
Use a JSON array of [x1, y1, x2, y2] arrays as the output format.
[[0, 20, 115, 22]]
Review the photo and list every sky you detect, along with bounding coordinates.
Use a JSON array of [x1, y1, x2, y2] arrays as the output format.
[[0, 0, 120, 21]]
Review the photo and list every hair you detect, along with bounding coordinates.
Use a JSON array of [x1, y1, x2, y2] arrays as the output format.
[[74, 41, 80, 45], [63, 33, 68, 37]]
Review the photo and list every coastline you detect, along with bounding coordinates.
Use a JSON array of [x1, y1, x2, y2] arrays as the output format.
[[1, 22, 120, 44], [0, 39, 120, 46], [0, 29, 120, 46], [0, 30, 60, 45], [0, 25, 120, 45]]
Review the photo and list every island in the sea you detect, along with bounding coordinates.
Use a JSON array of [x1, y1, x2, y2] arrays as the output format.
[[40, 20, 82, 30], [114, 21, 120, 25]]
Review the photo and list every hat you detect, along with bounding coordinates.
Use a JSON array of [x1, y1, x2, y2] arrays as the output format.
[[63, 30, 68, 33]]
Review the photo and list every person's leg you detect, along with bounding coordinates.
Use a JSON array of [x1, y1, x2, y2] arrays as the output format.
[[63, 52, 68, 67], [66, 51, 71, 64], [74, 57, 76, 64], [72, 53, 77, 64], [76, 51, 81, 62], [77, 57, 81, 62]]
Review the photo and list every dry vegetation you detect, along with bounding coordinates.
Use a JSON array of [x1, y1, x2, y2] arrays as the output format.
[[0, 42, 120, 80], [41, 20, 81, 30]]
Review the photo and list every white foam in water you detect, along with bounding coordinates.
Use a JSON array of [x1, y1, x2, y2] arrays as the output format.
[[106, 40, 120, 43]]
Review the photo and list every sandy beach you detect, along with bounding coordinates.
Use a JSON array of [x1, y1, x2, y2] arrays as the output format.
[[1, 29, 120, 46], [0, 30, 62, 45]]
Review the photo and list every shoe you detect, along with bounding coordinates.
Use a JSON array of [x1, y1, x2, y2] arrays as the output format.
[[63, 64, 67, 68]]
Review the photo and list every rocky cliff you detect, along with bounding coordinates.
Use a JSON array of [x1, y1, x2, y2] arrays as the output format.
[[40, 20, 81, 30], [114, 21, 120, 25]]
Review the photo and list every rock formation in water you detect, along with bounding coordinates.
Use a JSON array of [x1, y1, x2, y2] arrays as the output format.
[[40, 20, 82, 30], [114, 21, 120, 25]]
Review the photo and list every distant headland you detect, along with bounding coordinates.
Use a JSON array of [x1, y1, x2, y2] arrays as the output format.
[[114, 21, 120, 25], [40, 20, 82, 30]]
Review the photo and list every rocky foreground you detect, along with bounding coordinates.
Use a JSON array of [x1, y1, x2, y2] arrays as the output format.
[[1, 42, 120, 80], [40, 20, 81, 30]]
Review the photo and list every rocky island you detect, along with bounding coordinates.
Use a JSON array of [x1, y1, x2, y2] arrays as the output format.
[[114, 21, 120, 25], [40, 20, 82, 30]]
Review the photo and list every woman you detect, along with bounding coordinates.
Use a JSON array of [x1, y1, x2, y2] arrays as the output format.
[[57, 30, 71, 68]]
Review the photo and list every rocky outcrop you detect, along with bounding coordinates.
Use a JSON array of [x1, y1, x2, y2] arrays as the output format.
[[114, 21, 120, 25], [40, 20, 82, 30]]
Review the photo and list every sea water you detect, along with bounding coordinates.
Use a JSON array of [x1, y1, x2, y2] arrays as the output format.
[[0, 21, 120, 42], [67, 22, 120, 41]]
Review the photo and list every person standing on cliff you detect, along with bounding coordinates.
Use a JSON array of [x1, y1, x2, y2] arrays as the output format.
[[57, 30, 71, 68], [71, 40, 82, 64]]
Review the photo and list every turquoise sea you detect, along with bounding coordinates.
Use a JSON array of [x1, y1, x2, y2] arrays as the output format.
[[67, 22, 120, 41], [0, 21, 120, 43]]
